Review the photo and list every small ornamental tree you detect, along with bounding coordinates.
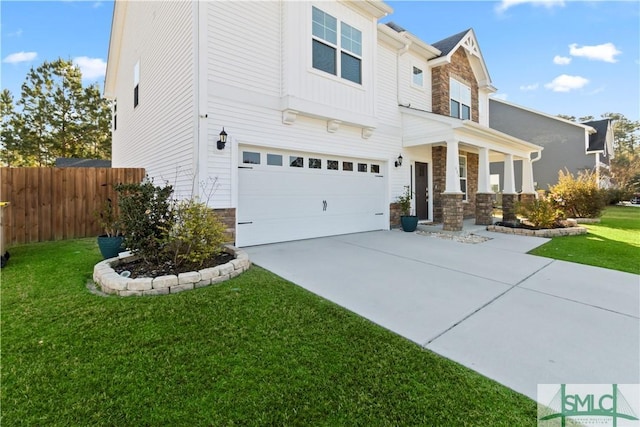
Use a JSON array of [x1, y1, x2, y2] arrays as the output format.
[[549, 169, 606, 218]]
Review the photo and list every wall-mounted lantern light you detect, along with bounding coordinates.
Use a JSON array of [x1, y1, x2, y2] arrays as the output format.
[[216, 128, 228, 150], [394, 154, 403, 167]]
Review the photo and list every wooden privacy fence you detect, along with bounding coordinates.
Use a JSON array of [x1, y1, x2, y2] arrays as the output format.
[[0, 167, 146, 245]]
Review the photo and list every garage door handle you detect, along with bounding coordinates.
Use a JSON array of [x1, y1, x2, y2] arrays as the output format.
[[322, 200, 327, 211], [238, 221, 253, 225]]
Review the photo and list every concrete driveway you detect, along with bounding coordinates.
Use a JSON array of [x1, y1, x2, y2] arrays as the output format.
[[244, 230, 640, 400]]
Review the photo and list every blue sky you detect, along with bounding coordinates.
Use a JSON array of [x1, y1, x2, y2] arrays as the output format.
[[2, 0, 638, 121]]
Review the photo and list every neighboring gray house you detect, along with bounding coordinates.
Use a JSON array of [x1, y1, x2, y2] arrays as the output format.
[[488, 98, 615, 191]]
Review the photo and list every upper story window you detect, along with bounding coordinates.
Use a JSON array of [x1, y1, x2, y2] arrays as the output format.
[[412, 66, 423, 87], [133, 61, 140, 108], [312, 7, 362, 85], [450, 78, 471, 120]]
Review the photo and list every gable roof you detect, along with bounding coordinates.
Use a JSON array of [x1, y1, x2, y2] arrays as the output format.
[[431, 29, 470, 57], [583, 119, 612, 153], [428, 28, 493, 90]]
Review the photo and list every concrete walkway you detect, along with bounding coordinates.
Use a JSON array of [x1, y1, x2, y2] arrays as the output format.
[[244, 229, 640, 400]]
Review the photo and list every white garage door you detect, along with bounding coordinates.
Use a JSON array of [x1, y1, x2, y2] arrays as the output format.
[[237, 148, 387, 247]]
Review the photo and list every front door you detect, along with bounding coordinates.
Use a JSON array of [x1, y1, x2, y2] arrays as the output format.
[[415, 162, 429, 220]]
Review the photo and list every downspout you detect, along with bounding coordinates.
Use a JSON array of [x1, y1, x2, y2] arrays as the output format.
[[396, 40, 410, 107], [530, 150, 542, 197]]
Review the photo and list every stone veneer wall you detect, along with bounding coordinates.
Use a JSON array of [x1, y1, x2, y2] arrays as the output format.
[[475, 193, 494, 225], [519, 193, 536, 205], [389, 202, 402, 228], [432, 49, 480, 123], [432, 147, 478, 222], [93, 245, 250, 297], [502, 194, 518, 222], [214, 208, 236, 242], [432, 146, 446, 222], [442, 193, 464, 231], [464, 152, 478, 218]]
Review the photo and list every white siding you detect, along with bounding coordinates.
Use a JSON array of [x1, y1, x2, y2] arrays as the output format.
[[399, 53, 431, 112], [111, 1, 196, 198], [281, 1, 377, 127]]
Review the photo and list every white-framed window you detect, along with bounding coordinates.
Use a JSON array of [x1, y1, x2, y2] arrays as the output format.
[[133, 60, 140, 108], [311, 6, 362, 84], [459, 155, 467, 201], [450, 78, 471, 120], [412, 66, 423, 87]]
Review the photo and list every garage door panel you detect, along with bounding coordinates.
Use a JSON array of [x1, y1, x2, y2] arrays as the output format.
[[237, 150, 387, 247]]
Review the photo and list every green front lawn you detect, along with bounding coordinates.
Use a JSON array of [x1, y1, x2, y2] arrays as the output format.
[[1, 239, 536, 426], [529, 206, 640, 274]]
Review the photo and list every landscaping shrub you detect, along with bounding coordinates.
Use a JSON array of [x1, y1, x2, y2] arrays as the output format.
[[161, 199, 227, 268], [115, 178, 175, 265], [603, 187, 633, 205], [517, 197, 561, 229], [549, 169, 606, 218], [115, 177, 228, 268]]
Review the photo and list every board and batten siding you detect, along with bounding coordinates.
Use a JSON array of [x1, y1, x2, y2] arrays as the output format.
[[111, 1, 197, 198]]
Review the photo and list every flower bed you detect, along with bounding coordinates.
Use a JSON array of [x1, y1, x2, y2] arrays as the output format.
[[486, 225, 587, 237], [93, 245, 250, 296]]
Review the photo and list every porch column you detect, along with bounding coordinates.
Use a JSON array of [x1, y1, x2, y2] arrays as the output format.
[[502, 154, 518, 222], [442, 139, 463, 231], [475, 147, 493, 225], [520, 157, 536, 205]]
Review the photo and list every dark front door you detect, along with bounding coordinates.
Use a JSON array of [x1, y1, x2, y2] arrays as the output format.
[[415, 162, 429, 220]]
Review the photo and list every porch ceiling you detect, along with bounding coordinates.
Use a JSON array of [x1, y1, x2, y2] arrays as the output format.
[[401, 107, 542, 159]]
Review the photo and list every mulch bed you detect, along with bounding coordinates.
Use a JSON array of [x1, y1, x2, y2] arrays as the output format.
[[112, 252, 233, 279]]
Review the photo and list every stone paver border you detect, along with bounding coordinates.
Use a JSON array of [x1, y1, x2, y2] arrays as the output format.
[[486, 225, 587, 237], [93, 245, 250, 296]]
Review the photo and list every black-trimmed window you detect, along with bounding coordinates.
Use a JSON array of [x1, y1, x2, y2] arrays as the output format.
[[113, 99, 117, 130], [133, 61, 140, 108], [312, 7, 362, 84]]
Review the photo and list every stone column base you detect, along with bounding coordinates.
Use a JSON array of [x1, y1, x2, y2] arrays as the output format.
[[502, 194, 518, 222], [475, 193, 494, 225], [519, 193, 536, 205], [389, 202, 401, 228], [442, 193, 464, 231]]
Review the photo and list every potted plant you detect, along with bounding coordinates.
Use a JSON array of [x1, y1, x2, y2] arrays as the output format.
[[96, 198, 125, 259], [396, 186, 418, 232]]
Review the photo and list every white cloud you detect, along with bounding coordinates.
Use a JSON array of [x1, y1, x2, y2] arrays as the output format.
[[496, 0, 565, 13], [519, 83, 539, 91], [491, 93, 509, 100], [3, 51, 37, 64], [8, 29, 23, 37], [73, 56, 107, 80], [569, 43, 621, 63], [93, 2, 102, 8], [553, 55, 572, 65], [544, 74, 589, 92]]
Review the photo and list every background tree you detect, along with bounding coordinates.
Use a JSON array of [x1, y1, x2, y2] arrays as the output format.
[[0, 58, 112, 167]]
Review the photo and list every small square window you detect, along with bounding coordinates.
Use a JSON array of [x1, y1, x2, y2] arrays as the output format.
[[243, 151, 260, 164], [290, 156, 303, 168], [357, 163, 367, 172], [412, 67, 423, 87], [327, 160, 338, 170], [371, 164, 380, 173], [309, 158, 321, 169], [267, 154, 282, 166], [343, 162, 353, 171]]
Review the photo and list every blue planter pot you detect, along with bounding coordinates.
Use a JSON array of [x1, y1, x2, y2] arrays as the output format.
[[400, 215, 419, 232], [97, 235, 125, 259]]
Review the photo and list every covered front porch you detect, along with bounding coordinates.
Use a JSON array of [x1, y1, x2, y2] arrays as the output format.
[[402, 108, 543, 231]]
